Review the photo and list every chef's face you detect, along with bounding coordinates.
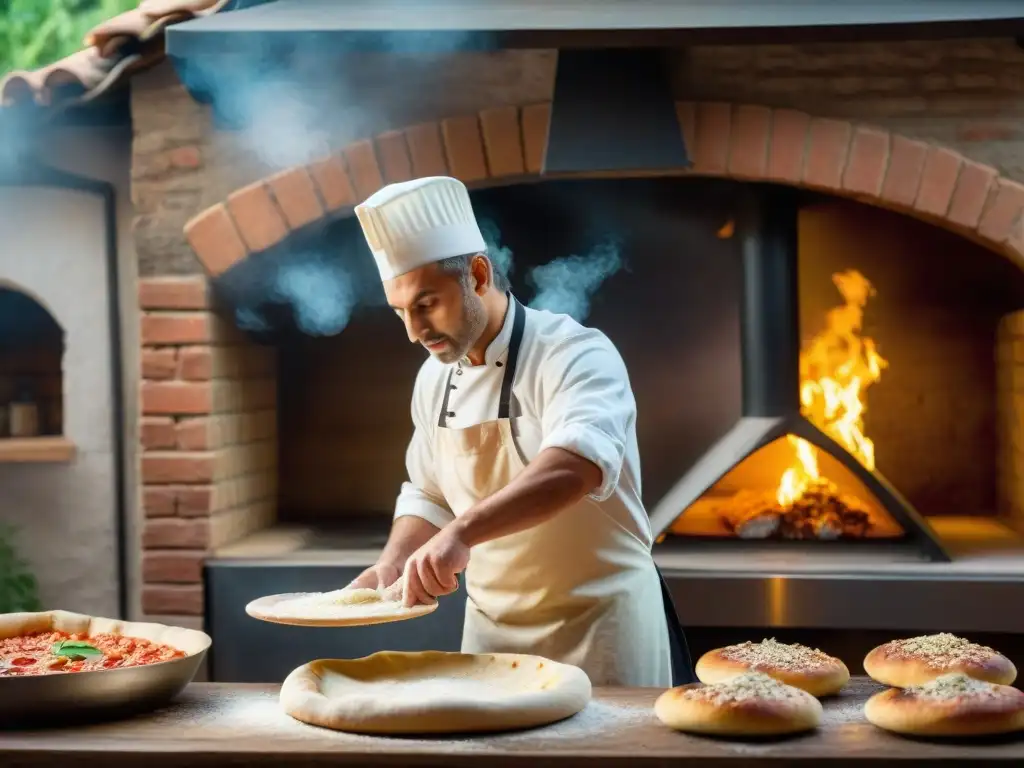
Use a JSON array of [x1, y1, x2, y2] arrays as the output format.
[[384, 257, 488, 364]]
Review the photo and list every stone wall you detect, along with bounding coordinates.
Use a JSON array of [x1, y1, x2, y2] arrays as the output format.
[[130, 37, 1024, 623]]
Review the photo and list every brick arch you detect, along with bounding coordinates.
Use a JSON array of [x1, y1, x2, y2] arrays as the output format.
[[183, 101, 1024, 276]]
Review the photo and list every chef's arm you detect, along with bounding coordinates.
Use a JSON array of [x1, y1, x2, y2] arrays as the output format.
[[453, 336, 631, 548], [449, 447, 601, 547], [379, 515, 442, 567], [383, 367, 456, 568]]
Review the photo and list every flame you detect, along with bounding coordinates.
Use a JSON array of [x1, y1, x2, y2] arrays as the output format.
[[776, 270, 887, 507]]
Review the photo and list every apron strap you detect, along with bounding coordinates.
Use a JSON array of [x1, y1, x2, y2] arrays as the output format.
[[437, 368, 456, 428], [656, 565, 697, 687], [438, 295, 525, 428], [498, 296, 526, 420]]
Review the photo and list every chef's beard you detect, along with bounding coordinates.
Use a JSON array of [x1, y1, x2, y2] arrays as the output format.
[[423, 288, 487, 364]]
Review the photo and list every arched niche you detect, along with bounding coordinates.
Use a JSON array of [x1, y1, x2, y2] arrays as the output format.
[[0, 282, 73, 461]]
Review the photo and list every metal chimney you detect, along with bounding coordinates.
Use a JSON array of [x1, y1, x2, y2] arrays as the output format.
[[542, 47, 690, 175]]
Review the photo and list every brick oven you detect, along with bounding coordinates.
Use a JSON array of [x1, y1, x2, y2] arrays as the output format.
[[92, 2, 1024, 678]]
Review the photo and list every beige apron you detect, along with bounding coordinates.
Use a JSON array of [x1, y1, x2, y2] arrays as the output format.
[[430, 297, 678, 687]]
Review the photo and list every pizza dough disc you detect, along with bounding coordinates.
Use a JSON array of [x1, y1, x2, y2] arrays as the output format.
[[655, 672, 823, 737], [246, 587, 438, 627], [864, 633, 1017, 688], [280, 650, 592, 734], [696, 638, 850, 697], [864, 673, 1024, 737]]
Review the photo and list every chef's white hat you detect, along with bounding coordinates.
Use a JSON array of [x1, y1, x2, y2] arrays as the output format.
[[355, 176, 487, 281]]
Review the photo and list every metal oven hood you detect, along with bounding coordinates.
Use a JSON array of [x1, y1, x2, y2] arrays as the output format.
[[542, 48, 689, 175]]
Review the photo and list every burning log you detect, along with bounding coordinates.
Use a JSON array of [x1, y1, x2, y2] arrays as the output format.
[[717, 480, 874, 541]]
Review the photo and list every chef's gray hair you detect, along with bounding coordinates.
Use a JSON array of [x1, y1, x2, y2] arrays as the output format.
[[437, 252, 510, 293]]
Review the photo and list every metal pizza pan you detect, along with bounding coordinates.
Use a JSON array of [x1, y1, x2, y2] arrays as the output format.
[[0, 609, 210, 728]]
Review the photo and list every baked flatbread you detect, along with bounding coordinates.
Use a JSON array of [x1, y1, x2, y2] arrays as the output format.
[[864, 673, 1024, 736], [279, 650, 592, 734], [245, 586, 437, 627], [864, 633, 1016, 688], [696, 638, 850, 697], [655, 672, 823, 736]]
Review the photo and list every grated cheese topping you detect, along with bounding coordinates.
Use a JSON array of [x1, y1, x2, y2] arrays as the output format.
[[885, 633, 999, 668], [683, 672, 809, 705], [721, 638, 838, 673], [903, 673, 1005, 701], [266, 587, 414, 618]]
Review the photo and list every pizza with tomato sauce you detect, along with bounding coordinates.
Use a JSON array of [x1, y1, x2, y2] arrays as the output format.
[[0, 629, 185, 676]]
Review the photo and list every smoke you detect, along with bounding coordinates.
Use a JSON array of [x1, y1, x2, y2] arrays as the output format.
[[221, 242, 371, 338], [180, 35, 624, 333], [526, 238, 625, 322], [479, 209, 625, 323], [0, 108, 49, 175], [479, 217, 515, 281], [194, 38, 491, 174], [217, 78, 337, 170], [271, 252, 357, 336]]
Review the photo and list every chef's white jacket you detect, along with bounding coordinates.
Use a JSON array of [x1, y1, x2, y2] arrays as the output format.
[[394, 299, 655, 547]]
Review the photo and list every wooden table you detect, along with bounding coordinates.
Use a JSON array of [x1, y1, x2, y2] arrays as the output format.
[[2, 677, 1022, 767]]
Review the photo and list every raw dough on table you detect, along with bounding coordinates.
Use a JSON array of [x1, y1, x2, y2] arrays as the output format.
[[279, 650, 593, 734], [245, 585, 438, 627]]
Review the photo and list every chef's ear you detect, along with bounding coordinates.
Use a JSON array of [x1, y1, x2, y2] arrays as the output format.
[[468, 253, 488, 295]]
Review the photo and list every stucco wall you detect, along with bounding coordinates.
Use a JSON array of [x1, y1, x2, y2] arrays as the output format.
[[0, 184, 119, 617], [44, 123, 142, 620]]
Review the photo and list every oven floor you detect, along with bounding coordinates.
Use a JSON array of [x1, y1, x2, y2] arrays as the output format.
[[213, 515, 1024, 576]]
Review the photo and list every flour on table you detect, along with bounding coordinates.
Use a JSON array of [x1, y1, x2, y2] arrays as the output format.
[[148, 690, 652, 751]]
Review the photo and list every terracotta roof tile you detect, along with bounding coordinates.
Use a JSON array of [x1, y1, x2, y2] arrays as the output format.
[[0, 0, 231, 110]]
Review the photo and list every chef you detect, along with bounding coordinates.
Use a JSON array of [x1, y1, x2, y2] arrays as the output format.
[[348, 175, 695, 688]]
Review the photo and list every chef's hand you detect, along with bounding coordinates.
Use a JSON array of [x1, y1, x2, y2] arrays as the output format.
[[347, 560, 402, 592], [400, 525, 469, 607]]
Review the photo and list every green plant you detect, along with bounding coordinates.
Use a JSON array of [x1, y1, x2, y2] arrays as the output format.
[[0, 523, 42, 613], [0, 0, 140, 74]]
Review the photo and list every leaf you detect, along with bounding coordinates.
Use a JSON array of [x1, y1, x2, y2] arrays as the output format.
[[52, 640, 103, 660], [0, 524, 40, 614]]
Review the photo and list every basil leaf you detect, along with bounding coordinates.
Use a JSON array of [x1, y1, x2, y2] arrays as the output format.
[[52, 640, 103, 659]]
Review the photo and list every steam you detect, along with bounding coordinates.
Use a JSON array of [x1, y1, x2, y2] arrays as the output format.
[[197, 44, 489, 173], [0, 109, 46, 174], [218, 78, 337, 170], [272, 253, 357, 336], [526, 239, 624, 322], [479, 217, 515, 281], [223, 246, 368, 338], [177, 41, 625, 332]]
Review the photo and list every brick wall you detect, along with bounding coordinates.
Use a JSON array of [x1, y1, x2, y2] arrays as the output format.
[[137, 276, 278, 618], [129, 37, 1024, 620], [676, 40, 1024, 181]]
